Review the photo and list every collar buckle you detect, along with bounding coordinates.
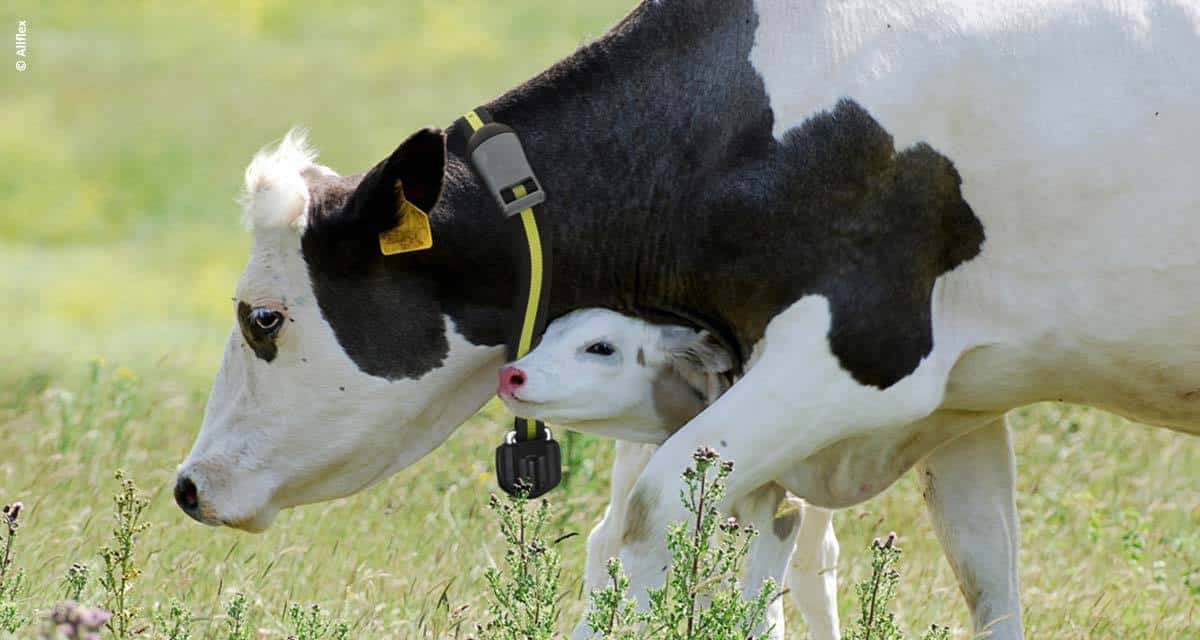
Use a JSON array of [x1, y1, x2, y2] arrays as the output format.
[[495, 426, 561, 498]]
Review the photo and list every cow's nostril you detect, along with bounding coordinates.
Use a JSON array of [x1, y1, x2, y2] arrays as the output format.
[[509, 371, 526, 387], [174, 475, 200, 515]]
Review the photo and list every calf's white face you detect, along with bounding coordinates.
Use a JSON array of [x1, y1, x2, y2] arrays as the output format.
[[498, 309, 733, 443]]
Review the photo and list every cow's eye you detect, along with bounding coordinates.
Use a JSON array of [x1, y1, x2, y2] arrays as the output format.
[[585, 341, 616, 356], [249, 308, 284, 336]]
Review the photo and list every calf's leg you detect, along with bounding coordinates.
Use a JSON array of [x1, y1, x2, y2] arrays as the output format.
[[786, 502, 840, 640], [583, 440, 657, 594]]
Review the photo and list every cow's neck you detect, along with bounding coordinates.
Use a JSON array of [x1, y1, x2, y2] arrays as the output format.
[[432, 0, 770, 357]]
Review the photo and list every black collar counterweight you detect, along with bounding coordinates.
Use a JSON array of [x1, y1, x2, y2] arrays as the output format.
[[459, 107, 562, 498]]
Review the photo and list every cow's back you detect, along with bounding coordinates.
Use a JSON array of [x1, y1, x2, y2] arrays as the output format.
[[750, 0, 1200, 428]]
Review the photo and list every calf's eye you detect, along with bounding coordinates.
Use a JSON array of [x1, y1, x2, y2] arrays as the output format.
[[585, 341, 616, 356]]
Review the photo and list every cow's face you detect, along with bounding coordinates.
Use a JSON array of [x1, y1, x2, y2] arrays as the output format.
[[497, 309, 732, 443], [176, 129, 502, 531]]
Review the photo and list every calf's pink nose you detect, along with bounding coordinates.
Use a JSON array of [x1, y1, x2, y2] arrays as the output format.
[[498, 366, 527, 396]]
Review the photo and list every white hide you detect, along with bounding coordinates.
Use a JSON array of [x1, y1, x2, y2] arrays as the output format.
[[751, 0, 1200, 426]]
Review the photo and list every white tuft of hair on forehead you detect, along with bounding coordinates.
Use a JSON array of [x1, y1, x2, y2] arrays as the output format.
[[239, 127, 323, 231]]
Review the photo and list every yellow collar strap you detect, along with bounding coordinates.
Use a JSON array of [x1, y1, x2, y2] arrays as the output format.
[[461, 107, 561, 498]]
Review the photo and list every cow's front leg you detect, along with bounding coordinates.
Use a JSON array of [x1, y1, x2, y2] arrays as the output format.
[[614, 298, 949, 628], [917, 416, 1023, 640]]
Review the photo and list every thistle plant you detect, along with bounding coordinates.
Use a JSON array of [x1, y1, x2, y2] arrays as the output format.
[[153, 599, 193, 640], [849, 533, 903, 640], [848, 533, 950, 640], [477, 484, 561, 640], [41, 601, 112, 640], [922, 623, 951, 640], [62, 563, 89, 602], [285, 603, 350, 640], [637, 447, 775, 640], [0, 569, 27, 634], [482, 448, 776, 639], [1, 502, 29, 633], [0, 503, 20, 584], [224, 592, 253, 640], [584, 558, 639, 639], [98, 470, 151, 637]]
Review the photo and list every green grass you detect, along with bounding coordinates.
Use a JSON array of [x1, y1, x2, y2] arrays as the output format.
[[1, 2, 1198, 637]]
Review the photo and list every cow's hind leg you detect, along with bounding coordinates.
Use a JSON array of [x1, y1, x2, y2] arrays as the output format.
[[917, 415, 1023, 640]]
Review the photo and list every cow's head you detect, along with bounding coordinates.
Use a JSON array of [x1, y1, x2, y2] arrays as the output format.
[[497, 309, 733, 443], [175, 129, 503, 531]]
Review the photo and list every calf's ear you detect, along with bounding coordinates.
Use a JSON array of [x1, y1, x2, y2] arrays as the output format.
[[344, 128, 446, 235], [662, 329, 733, 374]]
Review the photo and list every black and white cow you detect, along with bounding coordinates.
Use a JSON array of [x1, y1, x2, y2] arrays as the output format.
[[176, 2, 1200, 639]]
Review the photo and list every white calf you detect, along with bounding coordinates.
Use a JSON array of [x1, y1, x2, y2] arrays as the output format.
[[499, 308, 840, 639]]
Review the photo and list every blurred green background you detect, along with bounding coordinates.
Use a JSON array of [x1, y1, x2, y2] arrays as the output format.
[[1, 2, 1197, 638], [1, 0, 629, 377]]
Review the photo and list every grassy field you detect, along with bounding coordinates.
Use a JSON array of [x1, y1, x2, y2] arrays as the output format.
[[1, 2, 1197, 638]]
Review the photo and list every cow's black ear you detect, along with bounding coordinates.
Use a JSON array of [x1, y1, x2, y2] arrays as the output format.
[[345, 128, 446, 233]]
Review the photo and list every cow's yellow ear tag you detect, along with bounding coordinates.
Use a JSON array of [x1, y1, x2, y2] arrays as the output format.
[[379, 180, 433, 255]]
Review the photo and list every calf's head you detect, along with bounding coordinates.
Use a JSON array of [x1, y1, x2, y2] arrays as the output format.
[[176, 129, 503, 531], [497, 309, 733, 443]]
